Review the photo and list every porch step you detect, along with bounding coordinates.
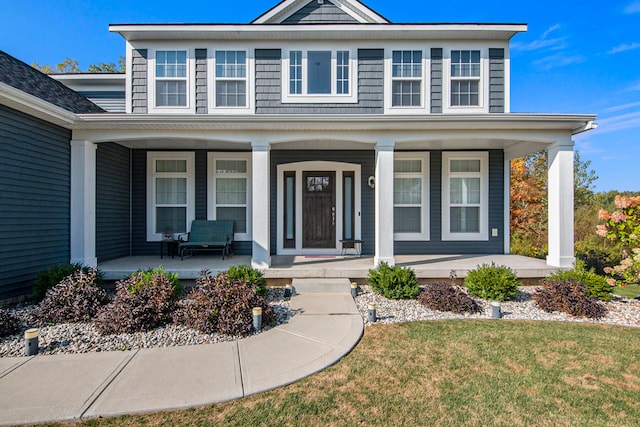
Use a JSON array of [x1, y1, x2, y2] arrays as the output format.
[[291, 278, 353, 294]]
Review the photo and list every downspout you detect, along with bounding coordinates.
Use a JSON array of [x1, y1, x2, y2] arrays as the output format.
[[129, 148, 133, 256]]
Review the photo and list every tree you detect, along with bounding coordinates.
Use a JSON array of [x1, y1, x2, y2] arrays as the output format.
[[30, 56, 125, 74], [31, 62, 55, 74]]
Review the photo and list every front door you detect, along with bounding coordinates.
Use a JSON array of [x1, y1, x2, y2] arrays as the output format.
[[303, 171, 336, 248]]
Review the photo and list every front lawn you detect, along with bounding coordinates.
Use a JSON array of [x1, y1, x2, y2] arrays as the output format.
[[60, 320, 639, 427]]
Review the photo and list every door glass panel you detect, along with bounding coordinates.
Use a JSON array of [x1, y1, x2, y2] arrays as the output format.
[[306, 176, 331, 192], [286, 175, 295, 240]]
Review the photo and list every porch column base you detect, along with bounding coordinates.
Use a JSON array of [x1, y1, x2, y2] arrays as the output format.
[[71, 257, 98, 268], [374, 256, 395, 267], [546, 255, 575, 269], [251, 256, 272, 269]]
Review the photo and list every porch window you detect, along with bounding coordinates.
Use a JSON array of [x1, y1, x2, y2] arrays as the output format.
[[208, 153, 252, 240], [284, 172, 296, 248], [147, 152, 195, 241], [450, 50, 481, 106], [215, 51, 247, 107], [282, 48, 357, 103], [343, 172, 355, 240], [391, 50, 422, 107], [442, 152, 488, 241], [155, 50, 188, 107], [394, 152, 429, 240]]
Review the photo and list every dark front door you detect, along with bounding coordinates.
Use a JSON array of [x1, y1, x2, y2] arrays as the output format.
[[303, 171, 336, 248]]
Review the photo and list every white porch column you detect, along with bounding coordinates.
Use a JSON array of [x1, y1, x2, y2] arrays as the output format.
[[547, 139, 575, 268], [375, 140, 395, 267], [70, 139, 97, 267], [504, 159, 511, 254], [251, 140, 271, 269]]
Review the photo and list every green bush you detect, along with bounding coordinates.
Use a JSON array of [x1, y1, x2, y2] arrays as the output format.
[[367, 263, 419, 300], [546, 261, 613, 302], [222, 264, 267, 296], [0, 308, 20, 337], [464, 263, 520, 301], [31, 263, 103, 302], [94, 270, 178, 335], [575, 241, 622, 276], [35, 268, 110, 324], [128, 266, 183, 297]]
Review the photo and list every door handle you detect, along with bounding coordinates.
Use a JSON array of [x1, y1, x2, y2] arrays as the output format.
[[332, 206, 336, 226]]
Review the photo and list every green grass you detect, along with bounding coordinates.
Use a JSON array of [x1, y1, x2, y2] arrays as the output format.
[[614, 285, 640, 299], [52, 321, 640, 427]]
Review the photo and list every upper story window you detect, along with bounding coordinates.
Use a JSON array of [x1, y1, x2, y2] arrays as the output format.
[[282, 48, 358, 103], [391, 51, 422, 107], [155, 51, 187, 107], [450, 50, 481, 107], [215, 51, 247, 107]]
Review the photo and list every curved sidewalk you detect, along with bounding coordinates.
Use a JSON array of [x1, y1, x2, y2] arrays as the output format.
[[0, 292, 363, 426]]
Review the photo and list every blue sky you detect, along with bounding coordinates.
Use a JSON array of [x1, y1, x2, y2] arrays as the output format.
[[2, 0, 639, 192]]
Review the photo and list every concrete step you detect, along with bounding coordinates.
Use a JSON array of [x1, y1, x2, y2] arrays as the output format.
[[291, 278, 353, 294]]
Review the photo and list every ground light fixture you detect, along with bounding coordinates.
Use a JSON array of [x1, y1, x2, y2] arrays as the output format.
[[351, 282, 358, 297], [368, 302, 377, 323], [25, 328, 39, 356], [491, 301, 502, 319], [253, 307, 262, 331]]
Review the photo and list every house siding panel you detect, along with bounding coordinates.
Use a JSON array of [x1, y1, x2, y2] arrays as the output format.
[[131, 49, 148, 113], [282, 1, 358, 24], [77, 91, 126, 113], [489, 48, 505, 113], [0, 105, 71, 299], [270, 150, 376, 255], [96, 143, 131, 262], [195, 49, 208, 114], [255, 49, 384, 114], [430, 48, 443, 114], [394, 150, 505, 255]]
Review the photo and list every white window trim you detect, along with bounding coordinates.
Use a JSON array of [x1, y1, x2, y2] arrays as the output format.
[[394, 152, 430, 241], [384, 48, 429, 114], [148, 48, 196, 114], [276, 161, 361, 255], [281, 47, 358, 104], [442, 151, 489, 241], [207, 152, 252, 241], [443, 48, 488, 114], [146, 152, 196, 241], [208, 49, 254, 114]]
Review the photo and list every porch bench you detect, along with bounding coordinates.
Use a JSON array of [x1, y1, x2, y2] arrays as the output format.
[[179, 220, 234, 260]]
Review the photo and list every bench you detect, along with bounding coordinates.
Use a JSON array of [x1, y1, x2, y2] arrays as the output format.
[[179, 220, 234, 260]]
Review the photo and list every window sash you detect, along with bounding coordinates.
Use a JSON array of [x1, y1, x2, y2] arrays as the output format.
[[451, 80, 479, 106], [451, 50, 481, 77], [212, 158, 250, 237], [391, 50, 422, 107], [215, 50, 247, 107], [307, 51, 332, 94], [286, 50, 352, 97], [290, 51, 303, 94], [393, 157, 427, 236]]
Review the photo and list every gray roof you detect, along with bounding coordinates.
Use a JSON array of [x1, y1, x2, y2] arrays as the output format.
[[0, 51, 105, 114]]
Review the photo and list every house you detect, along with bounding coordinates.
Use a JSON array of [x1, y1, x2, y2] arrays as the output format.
[[0, 0, 596, 300]]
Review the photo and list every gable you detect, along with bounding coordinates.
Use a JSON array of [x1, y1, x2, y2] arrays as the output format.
[[253, 0, 389, 24]]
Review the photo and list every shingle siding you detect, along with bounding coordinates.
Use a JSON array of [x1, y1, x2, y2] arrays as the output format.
[[195, 49, 208, 114], [282, 1, 358, 23], [78, 91, 125, 113], [430, 48, 443, 114], [255, 49, 384, 114], [489, 48, 505, 113], [131, 49, 148, 114], [96, 143, 131, 262], [0, 105, 71, 299]]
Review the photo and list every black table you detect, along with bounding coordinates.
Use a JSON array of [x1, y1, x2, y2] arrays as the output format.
[[160, 239, 180, 259]]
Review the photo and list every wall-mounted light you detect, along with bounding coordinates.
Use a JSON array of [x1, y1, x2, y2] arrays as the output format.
[[367, 176, 375, 189]]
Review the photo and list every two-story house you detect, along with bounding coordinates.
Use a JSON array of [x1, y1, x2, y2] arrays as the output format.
[[0, 0, 596, 300]]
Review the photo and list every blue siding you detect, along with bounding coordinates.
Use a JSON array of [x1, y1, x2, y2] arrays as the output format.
[[270, 150, 376, 255], [255, 49, 384, 114], [0, 105, 71, 299], [489, 48, 505, 113], [131, 49, 148, 114], [96, 143, 131, 262], [282, 1, 358, 23], [430, 48, 443, 114], [395, 150, 505, 255]]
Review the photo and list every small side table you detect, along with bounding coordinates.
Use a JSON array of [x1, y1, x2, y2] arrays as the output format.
[[340, 239, 364, 257], [160, 239, 180, 259]]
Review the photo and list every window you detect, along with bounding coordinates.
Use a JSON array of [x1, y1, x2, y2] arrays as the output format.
[[155, 51, 187, 107], [208, 153, 251, 240], [147, 153, 195, 241], [450, 50, 481, 106], [442, 152, 488, 241], [215, 51, 247, 107], [282, 49, 357, 103], [394, 153, 429, 240], [392, 51, 422, 107]]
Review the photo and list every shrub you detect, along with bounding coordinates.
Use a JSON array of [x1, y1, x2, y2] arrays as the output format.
[[174, 270, 275, 336], [367, 263, 419, 300], [94, 270, 177, 335], [35, 268, 110, 324], [128, 266, 183, 297], [533, 279, 608, 319], [222, 264, 267, 296], [546, 261, 613, 302], [464, 263, 520, 301], [418, 282, 481, 314], [575, 241, 622, 276], [0, 309, 20, 337], [31, 263, 103, 302]]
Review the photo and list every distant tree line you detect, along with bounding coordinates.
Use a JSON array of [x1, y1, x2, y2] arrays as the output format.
[[31, 56, 125, 74]]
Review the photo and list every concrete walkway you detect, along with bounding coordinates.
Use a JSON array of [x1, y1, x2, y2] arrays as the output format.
[[0, 288, 363, 426]]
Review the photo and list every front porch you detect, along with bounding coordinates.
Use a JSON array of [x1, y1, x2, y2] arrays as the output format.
[[98, 254, 558, 282]]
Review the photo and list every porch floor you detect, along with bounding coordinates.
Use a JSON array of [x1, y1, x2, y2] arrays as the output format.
[[98, 254, 557, 282]]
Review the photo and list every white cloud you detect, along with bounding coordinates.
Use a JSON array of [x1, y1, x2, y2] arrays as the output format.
[[604, 101, 640, 113], [595, 111, 640, 134], [608, 42, 640, 54], [625, 1, 640, 13], [532, 54, 585, 70], [511, 24, 566, 52]]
